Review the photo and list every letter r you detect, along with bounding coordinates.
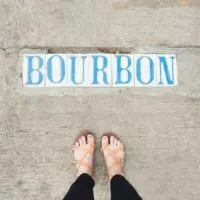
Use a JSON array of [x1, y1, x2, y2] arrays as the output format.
[[92, 55, 109, 85]]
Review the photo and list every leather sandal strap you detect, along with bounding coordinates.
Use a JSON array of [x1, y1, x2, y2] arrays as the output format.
[[76, 143, 95, 172]]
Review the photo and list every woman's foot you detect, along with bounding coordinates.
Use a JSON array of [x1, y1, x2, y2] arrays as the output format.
[[101, 133, 124, 181], [73, 131, 95, 177]]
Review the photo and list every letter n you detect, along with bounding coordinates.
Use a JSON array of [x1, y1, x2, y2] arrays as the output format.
[[158, 55, 177, 86]]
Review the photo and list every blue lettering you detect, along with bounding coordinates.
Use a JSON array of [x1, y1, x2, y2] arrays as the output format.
[[47, 55, 65, 83], [92, 55, 109, 84], [26, 56, 44, 85], [71, 56, 86, 84], [158, 56, 175, 85], [115, 55, 132, 84], [136, 56, 154, 84]]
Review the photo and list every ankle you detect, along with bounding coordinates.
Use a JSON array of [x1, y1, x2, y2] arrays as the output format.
[[78, 171, 93, 178], [108, 170, 124, 181]]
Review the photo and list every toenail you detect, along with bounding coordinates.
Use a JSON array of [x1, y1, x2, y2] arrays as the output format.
[[88, 134, 92, 138], [103, 136, 107, 140]]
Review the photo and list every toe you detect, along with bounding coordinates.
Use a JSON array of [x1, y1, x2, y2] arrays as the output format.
[[81, 136, 86, 144], [110, 136, 114, 145], [87, 134, 95, 145], [79, 138, 83, 146], [75, 141, 80, 148], [102, 136, 109, 148], [117, 141, 121, 147], [114, 138, 118, 146]]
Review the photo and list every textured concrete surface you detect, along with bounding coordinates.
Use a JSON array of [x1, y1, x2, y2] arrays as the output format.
[[0, 0, 200, 48], [0, 1, 200, 200]]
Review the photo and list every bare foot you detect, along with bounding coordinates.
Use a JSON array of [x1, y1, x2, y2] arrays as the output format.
[[101, 134, 124, 181], [73, 132, 95, 177]]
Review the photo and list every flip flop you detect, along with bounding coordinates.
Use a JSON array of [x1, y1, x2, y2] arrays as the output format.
[[73, 130, 95, 177], [101, 132, 124, 181]]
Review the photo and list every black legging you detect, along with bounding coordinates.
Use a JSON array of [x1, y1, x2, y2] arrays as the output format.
[[63, 174, 143, 200]]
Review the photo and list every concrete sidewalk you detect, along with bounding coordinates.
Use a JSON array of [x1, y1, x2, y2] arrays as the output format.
[[0, 1, 200, 200]]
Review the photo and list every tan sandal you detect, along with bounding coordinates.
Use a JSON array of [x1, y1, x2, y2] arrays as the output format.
[[101, 132, 124, 181], [73, 130, 95, 177]]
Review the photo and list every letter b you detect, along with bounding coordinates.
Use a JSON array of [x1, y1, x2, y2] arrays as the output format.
[[24, 55, 44, 86]]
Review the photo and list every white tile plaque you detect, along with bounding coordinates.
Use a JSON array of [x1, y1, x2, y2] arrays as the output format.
[[23, 54, 177, 87]]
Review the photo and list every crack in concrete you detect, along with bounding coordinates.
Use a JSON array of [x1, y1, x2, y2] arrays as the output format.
[[1, 45, 200, 54]]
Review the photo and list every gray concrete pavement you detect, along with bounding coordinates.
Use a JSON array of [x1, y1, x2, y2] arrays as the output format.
[[0, 0, 200, 48], [0, 0, 200, 200]]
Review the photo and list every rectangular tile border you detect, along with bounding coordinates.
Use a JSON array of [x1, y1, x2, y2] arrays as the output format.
[[23, 54, 177, 87]]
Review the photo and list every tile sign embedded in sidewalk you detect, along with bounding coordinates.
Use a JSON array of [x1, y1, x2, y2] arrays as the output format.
[[23, 54, 177, 87]]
